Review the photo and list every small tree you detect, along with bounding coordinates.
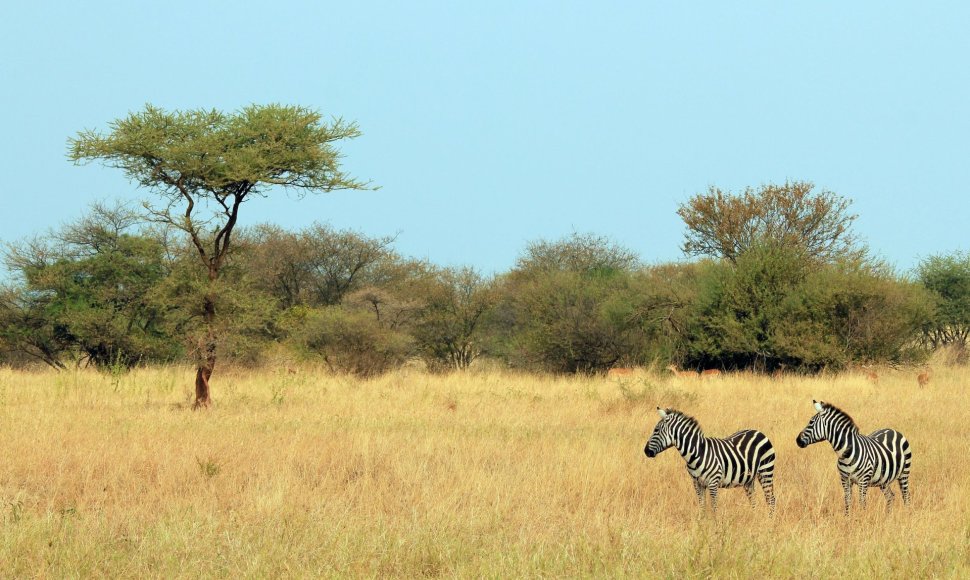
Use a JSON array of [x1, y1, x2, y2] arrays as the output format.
[[916, 252, 970, 349], [509, 270, 645, 373], [301, 223, 398, 306], [295, 305, 413, 377], [683, 246, 931, 372], [240, 223, 397, 309], [0, 286, 73, 369], [516, 231, 640, 276], [492, 233, 645, 373], [412, 267, 494, 371], [1, 202, 177, 368], [70, 104, 370, 407], [685, 242, 817, 371], [678, 181, 862, 264]]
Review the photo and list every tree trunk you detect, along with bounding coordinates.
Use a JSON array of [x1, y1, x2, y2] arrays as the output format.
[[193, 292, 217, 409]]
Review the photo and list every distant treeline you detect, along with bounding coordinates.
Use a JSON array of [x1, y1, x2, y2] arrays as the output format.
[[2, 184, 969, 375]]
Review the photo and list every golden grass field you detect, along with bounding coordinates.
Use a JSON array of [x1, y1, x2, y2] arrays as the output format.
[[0, 364, 967, 577]]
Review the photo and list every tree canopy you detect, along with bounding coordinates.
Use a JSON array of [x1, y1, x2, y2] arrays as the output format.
[[677, 181, 862, 264], [69, 104, 369, 277], [916, 252, 970, 349]]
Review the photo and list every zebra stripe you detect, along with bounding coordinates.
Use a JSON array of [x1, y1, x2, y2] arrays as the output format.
[[644, 407, 776, 514], [796, 400, 912, 514]]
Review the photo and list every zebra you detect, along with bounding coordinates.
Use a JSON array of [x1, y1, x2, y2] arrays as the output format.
[[644, 407, 776, 514], [796, 400, 912, 514]]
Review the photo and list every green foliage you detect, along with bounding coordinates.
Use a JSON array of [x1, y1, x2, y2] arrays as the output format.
[[149, 239, 278, 366], [620, 262, 706, 367], [490, 233, 648, 373], [515, 231, 640, 276], [69, 104, 369, 197], [1, 203, 179, 368], [69, 105, 371, 287], [0, 285, 73, 369], [0, 175, 938, 377], [681, 244, 931, 371], [685, 243, 818, 370], [497, 271, 646, 374], [916, 252, 970, 348], [820, 264, 932, 364], [410, 267, 495, 371], [296, 306, 413, 377]]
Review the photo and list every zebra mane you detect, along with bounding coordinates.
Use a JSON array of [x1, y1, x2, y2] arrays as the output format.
[[664, 408, 702, 431], [820, 401, 859, 432]]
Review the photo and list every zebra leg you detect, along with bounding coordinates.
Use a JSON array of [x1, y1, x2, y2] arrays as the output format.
[[708, 477, 721, 514], [858, 480, 870, 510], [744, 483, 755, 508], [692, 478, 706, 509], [899, 470, 911, 506], [881, 485, 895, 513], [841, 474, 853, 515], [758, 470, 776, 515]]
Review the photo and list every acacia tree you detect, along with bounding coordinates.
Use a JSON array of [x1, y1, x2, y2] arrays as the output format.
[[677, 181, 862, 263], [70, 104, 370, 407]]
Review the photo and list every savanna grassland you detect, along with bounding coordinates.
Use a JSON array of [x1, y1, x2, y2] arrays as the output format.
[[0, 365, 967, 578]]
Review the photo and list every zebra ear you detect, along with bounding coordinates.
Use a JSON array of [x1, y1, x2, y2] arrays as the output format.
[[814, 400, 823, 412], [657, 407, 667, 418]]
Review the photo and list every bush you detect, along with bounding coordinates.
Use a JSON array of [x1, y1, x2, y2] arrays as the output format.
[[296, 306, 413, 377], [409, 267, 494, 371], [684, 243, 814, 371], [1, 205, 182, 369], [681, 244, 932, 371], [916, 252, 970, 349], [487, 233, 651, 373], [498, 269, 648, 373], [819, 265, 932, 364]]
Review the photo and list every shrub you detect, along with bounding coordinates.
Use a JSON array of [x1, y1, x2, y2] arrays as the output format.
[[500, 270, 648, 373], [916, 252, 970, 349], [681, 244, 932, 371], [296, 306, 413, 377]]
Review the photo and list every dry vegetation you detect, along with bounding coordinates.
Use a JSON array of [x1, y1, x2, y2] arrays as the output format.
[[0, 365, 967, 577]]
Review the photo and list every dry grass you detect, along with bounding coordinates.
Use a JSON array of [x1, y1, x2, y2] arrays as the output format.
[[0, 364, 967, 577]]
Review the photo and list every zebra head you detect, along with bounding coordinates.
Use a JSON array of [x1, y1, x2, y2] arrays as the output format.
[[645, 407, 677, 458], [796, 400, 828, 448]]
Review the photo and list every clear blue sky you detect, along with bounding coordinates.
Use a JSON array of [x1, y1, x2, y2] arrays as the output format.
[[2, 2, 968, 274]]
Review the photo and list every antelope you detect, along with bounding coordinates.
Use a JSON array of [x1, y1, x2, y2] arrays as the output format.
[[865, 370, 879, 384], [917, 368, 931, 388], [771, 363, 789, 379], [700, 369, 722, 378], [666, 365, 699, 378], [607, 367, 636, 379]]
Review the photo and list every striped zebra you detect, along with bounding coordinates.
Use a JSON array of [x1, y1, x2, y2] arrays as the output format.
[[644, 407, 776, 514], [796, 400, 912, 514]]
